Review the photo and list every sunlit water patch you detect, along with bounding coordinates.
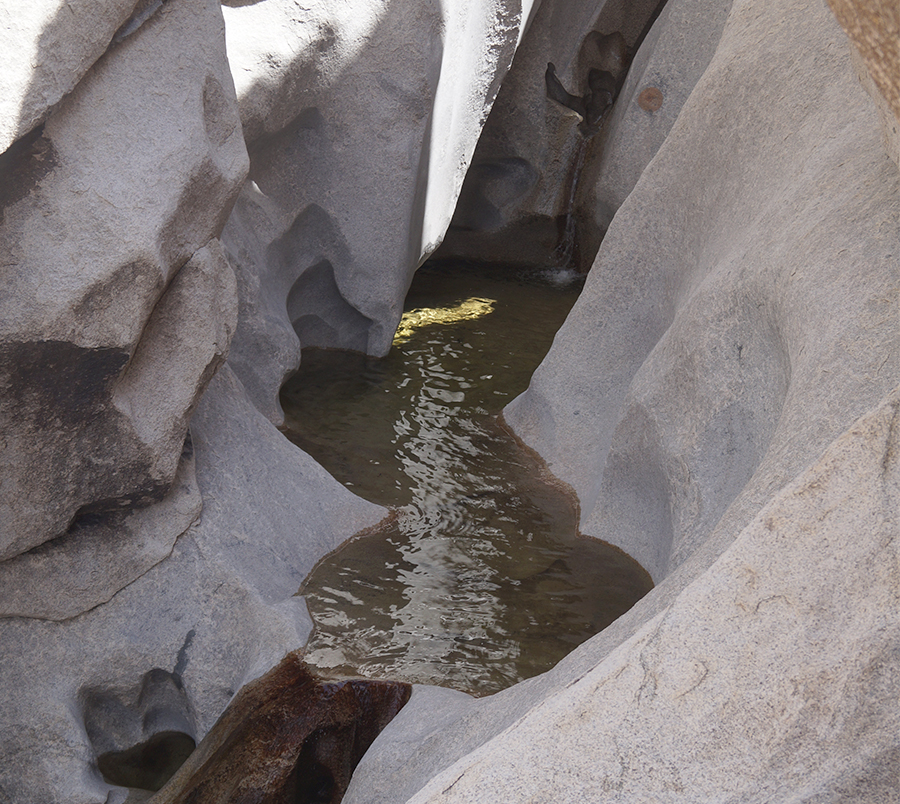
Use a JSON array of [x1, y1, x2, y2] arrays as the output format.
[[281, 262, 652, 696]]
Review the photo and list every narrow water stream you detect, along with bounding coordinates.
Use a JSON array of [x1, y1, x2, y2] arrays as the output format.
[[281, 261, 651, 696]]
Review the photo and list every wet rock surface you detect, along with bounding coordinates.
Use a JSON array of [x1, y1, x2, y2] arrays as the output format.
[[149, 652, 411, 804]]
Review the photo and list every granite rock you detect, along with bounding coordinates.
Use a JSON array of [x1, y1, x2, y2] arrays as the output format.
[[0, 365, 384, 803], [0, 0, 143, 153], [0, 0, 248, 558], [343, 0, 900, 799], [435, 0, 662, 269], [505, 0, 900, 582], [219, 0, 535, 424]]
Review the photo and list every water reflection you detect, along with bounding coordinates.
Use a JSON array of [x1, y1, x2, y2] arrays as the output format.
[[281, 263, 652, 695]]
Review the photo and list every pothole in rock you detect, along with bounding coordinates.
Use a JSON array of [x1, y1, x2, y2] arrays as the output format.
[[281, 261, 653, 696]]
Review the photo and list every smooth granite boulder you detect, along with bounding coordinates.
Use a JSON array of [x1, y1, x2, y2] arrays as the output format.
[[342, 0, 899, 799], [0, 1, 383, 799], [0, 0, 247, 559], [219, 0, 535, 422]]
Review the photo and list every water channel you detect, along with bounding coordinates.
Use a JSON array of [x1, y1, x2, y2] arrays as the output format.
[[281, 261, 652, 696]]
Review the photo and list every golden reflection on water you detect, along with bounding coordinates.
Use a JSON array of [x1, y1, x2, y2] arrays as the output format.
[[281, 263, 652, 696], [393, 297, 495, 344]]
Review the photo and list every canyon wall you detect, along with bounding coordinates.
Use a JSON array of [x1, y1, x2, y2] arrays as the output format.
[[343, 0, 900, 801], [0, 0, 533, 800], [0, 0, 897, 801]]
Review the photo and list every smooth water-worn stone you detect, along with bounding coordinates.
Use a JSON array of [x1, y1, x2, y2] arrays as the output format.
[[0, 365, 384, 803], [0, 0, 248, 559], [220, 0, 535, 426], [189, 364, 386, 606], [343, 0, 899, 799], [581, 0, 733, 239], [0, 441, 200, 620], [403, 389, 900, 804], [505, 0, 900, 582], [435, 0, 661, 269]]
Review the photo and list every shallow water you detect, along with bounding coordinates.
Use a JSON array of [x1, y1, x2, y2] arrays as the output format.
[[281, 262, 652, 696]]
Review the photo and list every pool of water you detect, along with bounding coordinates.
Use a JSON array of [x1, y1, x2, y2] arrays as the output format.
[[280, 262, 652, 696]]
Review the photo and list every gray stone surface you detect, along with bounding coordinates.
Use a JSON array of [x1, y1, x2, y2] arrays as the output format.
[[0, 364, 384, 803], [0, 1, 386, 800], [435, 0, 661, 269], [219, 0, 532, 428], [406, 387, 900, 804], [343, 0, 900, 799], [582, 0, 733, 236], [0, 441, 201, 620], [344, 685, 479, 804], [505, 0, 899, 582], [0, 0, 139, 152], [0, 0, 248, 559]]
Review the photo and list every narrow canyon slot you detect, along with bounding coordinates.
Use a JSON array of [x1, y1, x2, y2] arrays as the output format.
[[281, 261, 653, 695]]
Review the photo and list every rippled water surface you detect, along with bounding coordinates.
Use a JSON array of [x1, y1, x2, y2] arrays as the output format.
[[281, 262, 652, 696]]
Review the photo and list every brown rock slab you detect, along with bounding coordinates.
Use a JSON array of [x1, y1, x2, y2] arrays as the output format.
[[150, 652, 411, 804]]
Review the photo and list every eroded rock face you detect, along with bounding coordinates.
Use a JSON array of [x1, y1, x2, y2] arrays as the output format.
[[1, 0, 528, 799], [0, 0, 247, 559], [219, 0, 534, 422], [341, 0, 900, 799], [435, 0, 662, 270], [0, 364, 384, 803], [0, 0, 378, 799], [504, 0, 899, 583], [397, 389, 900, 804], [580, 0, 733, 248]]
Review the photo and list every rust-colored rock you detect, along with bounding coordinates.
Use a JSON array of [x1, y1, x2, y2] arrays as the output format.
[[149, 652, 411, 804], [637, 86, 664, 112], [826, 0, 899, 122]]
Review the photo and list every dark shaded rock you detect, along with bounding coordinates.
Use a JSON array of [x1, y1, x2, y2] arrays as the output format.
[[99, 731, 197, 793], [83, 667, 198, 793], [435, 0, 661, 270], [149, 652, 411, 804]]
